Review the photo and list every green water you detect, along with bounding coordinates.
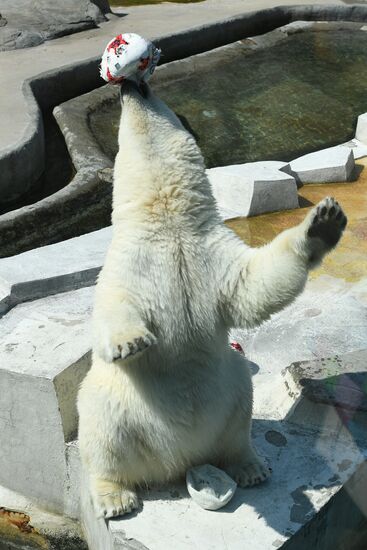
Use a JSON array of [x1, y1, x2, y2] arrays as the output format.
[[90, 30, 367, 167]]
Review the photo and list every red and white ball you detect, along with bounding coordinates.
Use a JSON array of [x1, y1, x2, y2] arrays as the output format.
[[100, 32, 161, 85]]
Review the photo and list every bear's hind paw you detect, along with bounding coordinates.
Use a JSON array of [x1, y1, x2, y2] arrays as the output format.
[[94, 488, 139, 519], [225, 458, 271, 488]]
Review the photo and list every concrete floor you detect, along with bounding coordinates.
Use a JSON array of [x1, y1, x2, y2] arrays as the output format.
[[0, 0, 348, 154]]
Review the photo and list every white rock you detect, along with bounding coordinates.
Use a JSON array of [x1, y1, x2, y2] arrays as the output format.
[[283, 147, 355, 184], [207, 161, 298, 219], [355, 113, 367, 145], [186, 464, 237, 510], [0, 287, 93, 515]]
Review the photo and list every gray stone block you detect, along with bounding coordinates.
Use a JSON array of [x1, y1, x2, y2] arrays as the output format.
[[285, 350, 367, 412], [207, 161, 298, 219], [283, 147, 355, 185], [0, 226, 111, 317], [355, 112, 367, 145], [0, 287, 93, 515]]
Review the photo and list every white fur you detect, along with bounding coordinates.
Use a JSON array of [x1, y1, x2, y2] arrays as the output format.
[[77, 83, 346, 518]]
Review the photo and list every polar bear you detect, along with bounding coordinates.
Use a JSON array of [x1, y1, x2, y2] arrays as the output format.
[[77, 81, 347, 519]]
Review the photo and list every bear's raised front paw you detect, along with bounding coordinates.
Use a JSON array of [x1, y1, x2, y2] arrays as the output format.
[[98, 328, 157, 363], [306, 196, 347, 251], [94, 488, 139, 519], [225, 458, 271, 488]]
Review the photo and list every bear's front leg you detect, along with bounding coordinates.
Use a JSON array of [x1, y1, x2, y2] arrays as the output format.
[[220, 197, 347, 329], [93, 287, 157, 363]]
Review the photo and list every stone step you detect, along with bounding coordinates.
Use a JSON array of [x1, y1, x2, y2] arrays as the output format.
[[0, 287, 93, 516], [0, 226, 111, 317], [207, 161, 299, 220], [80, 416, 366, 550]]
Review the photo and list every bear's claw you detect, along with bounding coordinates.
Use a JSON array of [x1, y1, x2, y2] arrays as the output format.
[[94, 488, 139, 519], [98, 328, 157, 363], [115, 332, 157, 361]]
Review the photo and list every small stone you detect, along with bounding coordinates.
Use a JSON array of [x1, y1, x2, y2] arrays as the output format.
[[186, 464, 237, 511]]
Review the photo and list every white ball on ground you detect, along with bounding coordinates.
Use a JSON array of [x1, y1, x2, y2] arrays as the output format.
[[186, 464, 237, 510]]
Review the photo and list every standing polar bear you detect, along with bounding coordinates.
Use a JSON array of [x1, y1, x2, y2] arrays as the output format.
[[78, 81, 347, 519]]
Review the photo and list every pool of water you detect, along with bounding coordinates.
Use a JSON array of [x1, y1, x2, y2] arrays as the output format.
[[90, 27, 367, 168]]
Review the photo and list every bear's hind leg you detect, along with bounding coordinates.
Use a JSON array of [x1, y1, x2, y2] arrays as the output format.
[[220, 409, 271, 488], [89, 475, 139, 519]]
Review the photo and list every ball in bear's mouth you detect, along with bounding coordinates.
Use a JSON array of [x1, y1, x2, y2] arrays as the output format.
[[100, 32, 161, 85]]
